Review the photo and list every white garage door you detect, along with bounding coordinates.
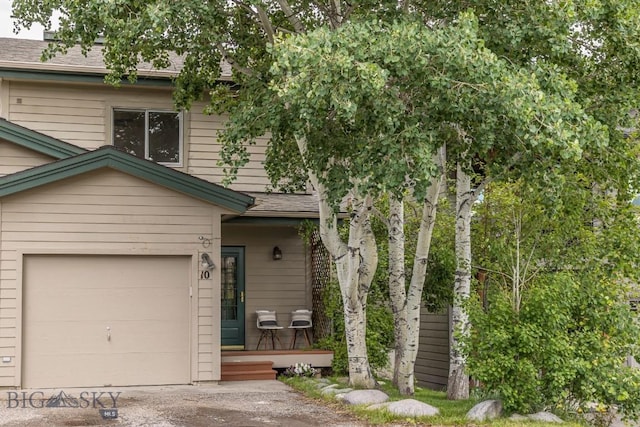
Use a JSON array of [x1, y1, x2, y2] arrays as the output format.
[[23, 255, 191, 388]]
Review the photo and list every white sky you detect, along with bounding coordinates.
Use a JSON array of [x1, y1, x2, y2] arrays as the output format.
[[0, 0, 50, 39]]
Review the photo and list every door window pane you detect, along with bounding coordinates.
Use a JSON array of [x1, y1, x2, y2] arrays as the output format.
[[221, 256, 238, 321]]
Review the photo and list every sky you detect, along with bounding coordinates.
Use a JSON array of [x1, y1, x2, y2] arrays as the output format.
[[0, 0, 50, 39]]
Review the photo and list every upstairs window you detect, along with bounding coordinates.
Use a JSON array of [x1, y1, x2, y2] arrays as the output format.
[[113, 109, 182, 165]]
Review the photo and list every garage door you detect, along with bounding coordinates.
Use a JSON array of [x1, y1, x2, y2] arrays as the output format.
[[23, 255, 191, 388]]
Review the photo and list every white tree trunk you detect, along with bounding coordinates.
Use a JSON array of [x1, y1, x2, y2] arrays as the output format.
[[447, 161, 472, 400], [296, 136, 376, 388], [390, 146, 445, 395], [388, 196, 408, 391]]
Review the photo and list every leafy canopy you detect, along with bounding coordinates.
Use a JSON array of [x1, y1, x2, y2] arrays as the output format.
[[221, 14, 607, 209]]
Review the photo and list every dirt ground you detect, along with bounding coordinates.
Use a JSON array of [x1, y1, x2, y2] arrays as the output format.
[[0, 381, 368, 427]]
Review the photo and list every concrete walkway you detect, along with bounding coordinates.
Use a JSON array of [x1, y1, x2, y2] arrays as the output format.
[[0, 381, 366, 426]]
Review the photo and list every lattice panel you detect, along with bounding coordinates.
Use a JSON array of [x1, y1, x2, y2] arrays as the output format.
[[311, 230, 332, 340]]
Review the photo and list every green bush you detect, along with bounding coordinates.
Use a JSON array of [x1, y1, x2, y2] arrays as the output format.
[[464, 272, 640, 418], [314, 277, 394, 375]]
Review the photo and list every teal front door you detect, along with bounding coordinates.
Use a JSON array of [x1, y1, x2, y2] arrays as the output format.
[[221, 247, 245, 347]]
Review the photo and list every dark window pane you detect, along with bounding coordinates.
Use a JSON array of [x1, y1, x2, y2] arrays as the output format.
[[221, 256, 238, 321], [113, 110, 145, 158], [148, 112, 180, 163]]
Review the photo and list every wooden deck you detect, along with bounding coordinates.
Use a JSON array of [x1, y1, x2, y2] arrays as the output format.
[[221, 349, 334, 369]]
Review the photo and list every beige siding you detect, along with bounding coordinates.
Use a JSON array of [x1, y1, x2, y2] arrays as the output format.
[[416, 306, 450, 391], [0, 140, 54, 177], [0, 168, 226, 387], [8, 82, 107, 148], [0, 79, 9, 119], [5, 80, 280, 193], [222, 224, 310, 349], [189, 105, 272, 192], [8, 81, 177, 154]]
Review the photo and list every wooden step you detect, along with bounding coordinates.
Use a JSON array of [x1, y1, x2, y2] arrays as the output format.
[[221, 361, 277, 381], [221, 370, 277, 381]]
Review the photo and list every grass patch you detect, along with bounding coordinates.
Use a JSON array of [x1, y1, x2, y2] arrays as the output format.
[[280, 376, 585, 426]]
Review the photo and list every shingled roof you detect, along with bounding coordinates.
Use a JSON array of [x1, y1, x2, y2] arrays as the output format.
[[245, 192, 321, 217], [0, 37, 231, 79]]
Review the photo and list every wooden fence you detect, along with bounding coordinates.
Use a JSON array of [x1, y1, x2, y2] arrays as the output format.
[[415, 306, 450, 391]]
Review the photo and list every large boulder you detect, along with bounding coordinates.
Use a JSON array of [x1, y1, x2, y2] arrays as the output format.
[[341, 390, 389, 405], [466, 400, 503, 421], [386, 399, 439, 417]]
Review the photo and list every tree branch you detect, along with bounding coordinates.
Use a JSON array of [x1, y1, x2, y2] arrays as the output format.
[[255, 3, 275, 44], [215, 42, 255, 77], [277, 0, 305, 33]]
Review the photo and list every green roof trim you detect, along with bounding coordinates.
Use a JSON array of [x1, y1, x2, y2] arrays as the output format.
[[0, 118, 87, 159], [0, 68, 174, 87], [0, 146, 255, 213]]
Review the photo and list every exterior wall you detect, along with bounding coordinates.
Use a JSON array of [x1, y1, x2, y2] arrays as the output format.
[[416, 306, 450, 391], [0, 140, 53, 177], [189, 104, 272, 193], [0, 168, 226, 387], [6, 80, 274, 193], [221, 224, 310, 350]]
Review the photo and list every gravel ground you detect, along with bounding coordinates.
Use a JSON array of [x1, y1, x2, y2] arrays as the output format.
[[0, 381, 368, 426]]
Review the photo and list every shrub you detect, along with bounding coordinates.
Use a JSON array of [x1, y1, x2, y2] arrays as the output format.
[[464, 272, 640, 418], [314, 277, 394, 375]]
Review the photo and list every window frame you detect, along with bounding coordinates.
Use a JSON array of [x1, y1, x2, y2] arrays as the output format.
[[111, 108, 184, 167]]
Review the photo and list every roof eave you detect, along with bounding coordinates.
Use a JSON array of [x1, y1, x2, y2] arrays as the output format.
[[0, 118, 87, 159], [0, 146, 254, 213]]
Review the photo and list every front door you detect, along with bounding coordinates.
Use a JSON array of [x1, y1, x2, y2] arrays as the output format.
[[221, 246, 245, 347]]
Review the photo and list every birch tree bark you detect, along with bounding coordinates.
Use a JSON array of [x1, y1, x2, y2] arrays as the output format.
[[447, 161, 472, 399], [297, 135, 376, 388], [390, 146, 446, 395]]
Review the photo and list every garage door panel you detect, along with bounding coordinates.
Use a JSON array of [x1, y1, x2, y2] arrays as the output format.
[[23, 255, 192, 388], [26, 321, 189, 354], [26, 290, 189, 320]]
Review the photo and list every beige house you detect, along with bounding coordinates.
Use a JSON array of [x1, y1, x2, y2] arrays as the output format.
[[0, 37, 329, 389]]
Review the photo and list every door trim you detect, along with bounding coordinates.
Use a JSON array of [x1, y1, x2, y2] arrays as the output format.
[[221, 246, 245, 347]]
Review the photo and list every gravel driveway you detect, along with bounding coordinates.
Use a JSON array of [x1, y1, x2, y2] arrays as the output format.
[[0, 381, 367, 426]]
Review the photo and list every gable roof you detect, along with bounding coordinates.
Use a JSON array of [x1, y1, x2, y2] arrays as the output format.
[[0, 145, 254, 213], [0, 118, 87, 159]]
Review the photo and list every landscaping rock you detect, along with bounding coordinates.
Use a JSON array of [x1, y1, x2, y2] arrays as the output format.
[[509, 413, 528, 421], [366, 402, 391, 411], [386, 399, 439, 417], [323, 387, 353, 396], [528, 411, 564, 423], [466, 400, 503, 421], [334, 389, 355, 400], [320, 384, 338, 391], [341, 390, 389, 405]]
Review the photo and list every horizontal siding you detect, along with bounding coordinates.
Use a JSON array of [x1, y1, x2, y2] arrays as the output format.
[[416, 306, 450, 391], [188, 105, 273, 193], [8, 81, 174, 151], [5, 81, 304, 194], [222, 224, 310, 350], [0, 140, 54, 177], [0, 168, 221, 387]]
